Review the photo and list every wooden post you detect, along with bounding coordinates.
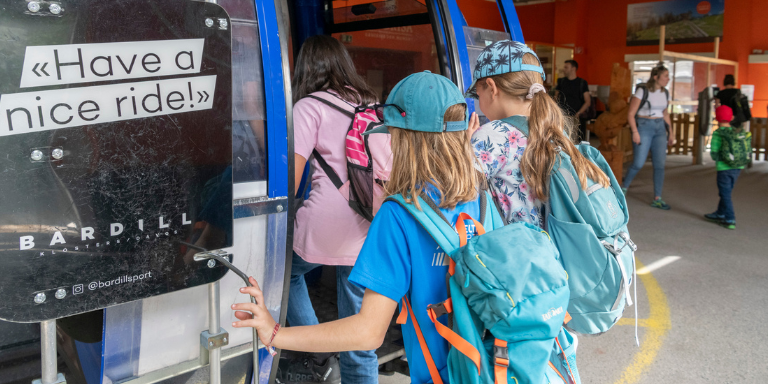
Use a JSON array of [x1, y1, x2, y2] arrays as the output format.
[[714, 37, 720, 59], [659, 25, 666, 62]]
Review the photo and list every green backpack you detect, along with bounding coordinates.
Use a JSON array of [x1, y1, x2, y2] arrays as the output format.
[[718, 127, 752, 168]]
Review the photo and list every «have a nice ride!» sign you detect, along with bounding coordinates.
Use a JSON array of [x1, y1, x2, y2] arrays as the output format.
[[0, 0, 233, 322]]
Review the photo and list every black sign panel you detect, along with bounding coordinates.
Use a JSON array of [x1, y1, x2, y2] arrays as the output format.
[[0, 0, 233, 322]]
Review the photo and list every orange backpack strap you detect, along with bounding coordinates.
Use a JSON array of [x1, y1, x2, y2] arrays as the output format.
[[396, 298, 408, 325], [426, 299, 482, 373], [493, 339, 509, 384], [563, 311, 572, 325], [403, 296, 444, 384], [455, 212, 486, 248], [555, 336, 576, 383], [549, 361, 568, 383]]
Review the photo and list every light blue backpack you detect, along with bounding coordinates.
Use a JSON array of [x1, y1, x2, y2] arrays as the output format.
[[546, 142, 638, 339], [388, 190, 580, 384]]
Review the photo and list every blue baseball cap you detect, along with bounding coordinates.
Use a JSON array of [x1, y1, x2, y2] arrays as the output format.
[[363, 71, 468, 135], [464, 40, 545, 99]]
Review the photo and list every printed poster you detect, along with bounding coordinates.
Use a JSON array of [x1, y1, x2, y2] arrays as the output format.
[[627, 0, 724, 46]]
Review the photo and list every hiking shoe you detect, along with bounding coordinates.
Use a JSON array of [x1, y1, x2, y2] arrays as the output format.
[[719, 220, 736, 230], [275, 354, 341, 384], [650, 198, 671, 210], [704, 212, 724, 222]]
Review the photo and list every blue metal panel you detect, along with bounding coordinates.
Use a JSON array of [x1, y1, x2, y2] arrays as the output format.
[[255, 0, 289, 198], [441, 0, 474, 111], [496, 0, 525, 43]]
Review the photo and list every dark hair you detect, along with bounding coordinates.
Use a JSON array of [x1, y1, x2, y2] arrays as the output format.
[[565, 60, 578, 70], [647, 64, 668, 91], [292, 35, 377, 105], [724, 74, 735, 86]]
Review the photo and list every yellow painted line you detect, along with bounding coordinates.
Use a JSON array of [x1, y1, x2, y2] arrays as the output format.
[[613, 260, 672, 384]]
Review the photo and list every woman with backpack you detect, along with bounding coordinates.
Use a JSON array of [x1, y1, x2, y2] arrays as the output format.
[[230, 71, 498, 384], [622, 64, 674, 210], [467, 40, 610, 225], [284, 35, 386, 383]]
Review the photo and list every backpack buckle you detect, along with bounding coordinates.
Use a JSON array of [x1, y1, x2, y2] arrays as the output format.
[[618, 232, 637, 252], [601, 241, 621, 256], [427, 302, 448, 318], [493, 344, 509, 367]]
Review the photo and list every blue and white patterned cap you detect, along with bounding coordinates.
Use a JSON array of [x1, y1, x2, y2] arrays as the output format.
[[464, 40, 545, 99]]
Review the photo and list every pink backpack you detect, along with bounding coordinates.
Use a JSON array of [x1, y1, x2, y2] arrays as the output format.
[[306, 93, 392, 221]]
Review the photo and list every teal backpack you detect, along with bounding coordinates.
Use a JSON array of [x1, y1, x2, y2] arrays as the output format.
[[388, 190, 579, 384], [717, 127, 752, 168], [546, 142, 638, 339]]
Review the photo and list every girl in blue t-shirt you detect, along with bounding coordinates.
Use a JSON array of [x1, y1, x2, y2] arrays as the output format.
[[466, 40, 610, 226], [230, 71, 482, 384]]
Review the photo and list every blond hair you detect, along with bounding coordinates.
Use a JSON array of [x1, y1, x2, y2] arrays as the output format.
[[479, 53, 610, 201], [384, 104, 482, 210]]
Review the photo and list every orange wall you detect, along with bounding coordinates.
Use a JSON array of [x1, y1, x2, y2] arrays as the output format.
[[463, 0, 768, 117], [456, 0, 504, 33]]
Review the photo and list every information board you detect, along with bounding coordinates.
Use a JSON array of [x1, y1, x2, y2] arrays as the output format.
[[0, 0, 233, 322]]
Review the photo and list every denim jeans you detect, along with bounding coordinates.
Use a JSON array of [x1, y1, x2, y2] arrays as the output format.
[[715, 169, 741, 221], [623, 118, 667, 198], [287, 253, 379, 383]]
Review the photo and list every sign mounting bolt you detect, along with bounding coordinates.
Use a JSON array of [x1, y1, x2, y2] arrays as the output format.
[[51, 148, 64, 160], [49, 3, 62, 14], [31, 150, 44, 161], [55, 289, 66, 299], [205, 18, 214, 28], [218, 18, 229, 30], [207, 259, 216, 268], [276, 205, 283, 212], [34, 293, 46, 304], [27, 2, 41, 12]]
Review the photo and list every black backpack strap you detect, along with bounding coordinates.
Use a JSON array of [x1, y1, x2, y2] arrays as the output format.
[[637, 85, 649, 115], [311, 149, 344, 190], [305, 95, 355, 119]]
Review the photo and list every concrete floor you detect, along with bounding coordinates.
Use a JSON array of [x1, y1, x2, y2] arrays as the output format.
[[379, 155, 768, 384]]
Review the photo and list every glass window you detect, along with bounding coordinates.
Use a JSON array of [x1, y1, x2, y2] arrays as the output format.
[[332, 25, 440, 101], [220, 0, 268, 184], [332, 0, 429, 24]]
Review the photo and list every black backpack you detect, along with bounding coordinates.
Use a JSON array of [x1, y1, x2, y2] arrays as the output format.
[[730, 91, 752, 128]]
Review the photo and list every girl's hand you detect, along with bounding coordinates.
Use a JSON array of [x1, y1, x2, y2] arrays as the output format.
[[668, 135, 676, 147], [632, 131, 641, 145], [232, 277, 277, 346], [467, 112, 480, 138]]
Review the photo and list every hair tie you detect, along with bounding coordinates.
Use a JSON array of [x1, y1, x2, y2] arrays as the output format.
[[526, 83, 546, 100]]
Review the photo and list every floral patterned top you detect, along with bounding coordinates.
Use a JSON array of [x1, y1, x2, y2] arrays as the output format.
[[472, 116, 543, 227]]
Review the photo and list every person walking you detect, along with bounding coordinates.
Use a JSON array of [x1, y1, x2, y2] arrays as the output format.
[[554, 60, 591, 141], [230, 72, 486, 384], [623, 65, 674, 210], [286, 35, 386, 384], [704, 105, 749, 230], [715, 74, 752, 131]]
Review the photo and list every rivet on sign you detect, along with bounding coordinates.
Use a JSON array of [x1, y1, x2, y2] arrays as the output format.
[[55, 289, 66, 299], [205, 18, 215, 28], [51, 148, 64, 160], [218, 18, 229, 30], [49, 3, 62, 14], [34, 292, 46, 304], [209, 341, 214, 347], [207, 259, 216, 268], [223, 338, 227, 342], [27, 2, 41, 12], [276, 205, 284, 213], [31, 150, 44, 161]]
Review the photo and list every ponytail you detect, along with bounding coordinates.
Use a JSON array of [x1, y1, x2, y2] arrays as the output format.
[[482, 53, 610, 202]]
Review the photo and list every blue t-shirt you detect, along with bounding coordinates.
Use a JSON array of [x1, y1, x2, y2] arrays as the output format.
[[349, 191, 480, 384]]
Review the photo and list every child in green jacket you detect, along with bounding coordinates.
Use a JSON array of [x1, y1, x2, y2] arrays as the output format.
[[704, 105, 749, 229]]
